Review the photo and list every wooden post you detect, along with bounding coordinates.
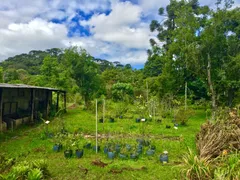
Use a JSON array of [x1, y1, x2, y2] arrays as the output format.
[[64, 92, 67, 112], [46, 90, 49, 119], [103, 99, 105, 123], [56, 91, 59, 112], [96, 99, 98, 154], [185, 82, 187, 110], [146, 80, 148, 104], [30, 89, 35, 122], [0, 88, 3, 133]]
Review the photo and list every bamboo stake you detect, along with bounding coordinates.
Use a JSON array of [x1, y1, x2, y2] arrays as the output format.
[[96, 99, 98, 154]]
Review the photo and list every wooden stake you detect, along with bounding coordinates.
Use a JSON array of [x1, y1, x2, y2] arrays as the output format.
[[103, 99, 105, 123], [185, 82, 187, 110], [0, 88, 3, 133], [96, 99, 98, 154]]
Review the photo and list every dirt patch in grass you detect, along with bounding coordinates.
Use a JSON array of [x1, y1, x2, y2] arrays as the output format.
[[83, 133, 181, 141]]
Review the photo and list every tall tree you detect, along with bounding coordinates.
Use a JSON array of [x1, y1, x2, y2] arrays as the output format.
[[64, 47, 104, 107]]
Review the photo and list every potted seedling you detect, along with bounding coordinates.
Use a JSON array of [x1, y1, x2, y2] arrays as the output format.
[[119, 146, 128, 160], [83, 142, 92, 149], [107, 147, 115, 159], [130, 152, 138, 160], [73, 139, 84, 158], [160, 151, 169, 164], [109, 117, 114, 123], [99, 118, 103, 123], [63, 139, 73, 158], [52, 133, 64, 152], [146, 149, 155, 156], [136, 118, 140, 123], [115, 143, 121, 154], [53, 142, 62, 152]]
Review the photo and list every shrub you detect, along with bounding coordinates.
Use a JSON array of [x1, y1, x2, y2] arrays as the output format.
[[0, 154, 15, 173], [182, 149, 212, 180], [175, 108, 194, 125], [0, 159, 49, 180]]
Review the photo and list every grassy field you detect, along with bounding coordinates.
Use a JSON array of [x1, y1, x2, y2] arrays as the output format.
[[0, 106, 206, 179]]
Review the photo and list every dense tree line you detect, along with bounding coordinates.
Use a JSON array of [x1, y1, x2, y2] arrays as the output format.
[[0, 0, 239, 111], [145, 0, 240, 113]]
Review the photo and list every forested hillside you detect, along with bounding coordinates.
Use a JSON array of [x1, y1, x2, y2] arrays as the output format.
[[0, 0, 239, 110]]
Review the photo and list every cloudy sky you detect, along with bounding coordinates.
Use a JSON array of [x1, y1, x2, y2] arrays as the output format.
[[0, 0, 239, 67]]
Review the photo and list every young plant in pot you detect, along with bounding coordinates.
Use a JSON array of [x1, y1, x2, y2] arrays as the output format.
[[109, 117, 114, 123], [53, 142, 62, 152], [63, 139, 73, 158], [107, 147, 115, 159], [118, 147, 128, 160], [159, 151, 169, 164], [83, 142, 92, 149], [73, 139, 84, 158], [52, 133, 63, 152]]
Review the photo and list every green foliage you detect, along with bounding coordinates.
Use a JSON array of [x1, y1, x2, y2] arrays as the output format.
[[1, 160, 49, 180], [0, 154, 15, 173], [175, 108, 194, 125], [64, 46, 104, 107], [111, 82, 134, 101], [0, 67, 3, 83], [27, 168, 43, 180], [182, 148, 212, 180]]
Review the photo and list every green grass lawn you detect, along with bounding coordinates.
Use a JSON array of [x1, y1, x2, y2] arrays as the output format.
[[0, 106, 206, 179]]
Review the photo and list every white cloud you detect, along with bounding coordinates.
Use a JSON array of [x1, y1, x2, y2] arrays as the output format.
[[0, 18, 68, 60], [80, 1, 151, 50], [1, 0, 239, 66]]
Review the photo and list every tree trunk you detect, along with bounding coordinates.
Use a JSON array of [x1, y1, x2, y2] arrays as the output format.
[[207, 53, 216, 120]]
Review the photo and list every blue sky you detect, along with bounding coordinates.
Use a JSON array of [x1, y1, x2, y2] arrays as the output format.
[[0, 0, 239, 68]]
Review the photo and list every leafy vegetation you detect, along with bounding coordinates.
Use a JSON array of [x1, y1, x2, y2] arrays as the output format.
[[0, 0, 239, 179]]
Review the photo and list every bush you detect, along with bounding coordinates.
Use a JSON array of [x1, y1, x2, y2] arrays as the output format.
[[0, 159, 49, 180], [182, 149, 212, 180], [175, 108, 194, 125], [0, 154, 15, 173]]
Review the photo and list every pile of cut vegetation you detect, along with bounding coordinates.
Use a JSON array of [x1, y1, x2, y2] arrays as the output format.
[[196, 109, 240, 160]]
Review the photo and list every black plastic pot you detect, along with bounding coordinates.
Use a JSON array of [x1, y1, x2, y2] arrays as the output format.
[[109, 118, 114, 123], [136, 148, 143, 154], [104, 146, 109, 154], [84, 143, 92, 149], [75, 149, 84, 158], [119, 153, 128, 159], [146, 149, 155, 156], [136, 139, 144, 145], [64, 150, 73, 158], [115, 144, 121, 153], [53, 143, 62, 152], [166, 125, 171, 129], [160, 154, 169, 163], [130, 153, 138, 160], [108, 152, 115, 159], [150, 145, 156, 150]]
